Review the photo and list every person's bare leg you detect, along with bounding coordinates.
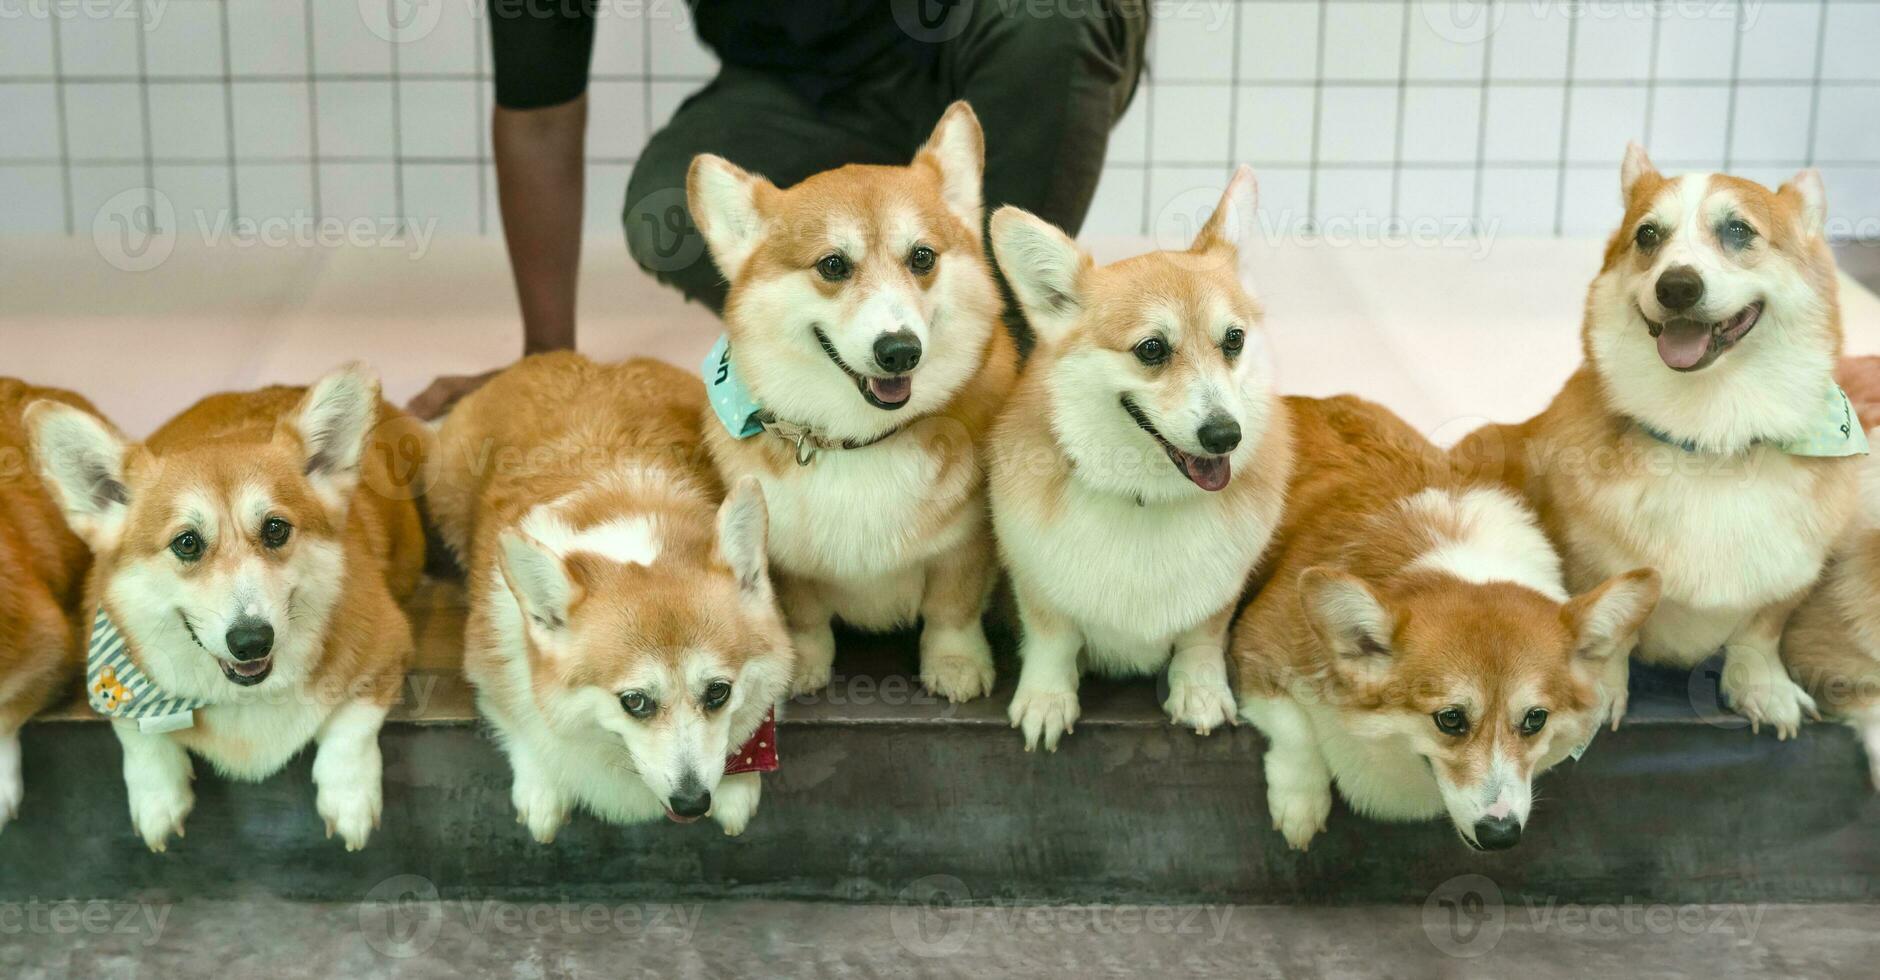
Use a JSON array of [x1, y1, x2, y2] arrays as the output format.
[[407, 97, 587, 419]]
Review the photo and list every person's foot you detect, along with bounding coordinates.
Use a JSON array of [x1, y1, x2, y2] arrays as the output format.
[[405, 369, 501, 421]]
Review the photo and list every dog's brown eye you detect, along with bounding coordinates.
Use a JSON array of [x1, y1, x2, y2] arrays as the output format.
[[1222, 327, 1245, 356], [262, 517, 292, 549], [1634, 223, 1661, 249], [703, 680, 732, 710], [1721, 218, 1756, 250], [908, 245, 936, 274], [1133, 337, 1169, 365], [816, 253, 851, 282], [1520, 708, 1548, 736], [170, 531, 203, 563], [620, 691, 656, 719], [1433, 706, 1470, 737]]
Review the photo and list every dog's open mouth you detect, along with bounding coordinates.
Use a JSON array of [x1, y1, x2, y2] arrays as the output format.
[[662, 808, 702, 825], [813, 327, 913, 411], [1120, 396, 1231, 491], [220, 656, 274, 686], [1644, 300, 1762, 372]]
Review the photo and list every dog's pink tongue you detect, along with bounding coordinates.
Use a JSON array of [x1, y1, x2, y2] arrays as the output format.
[[1179, 453, 1232, 492], [868, 376, 912, 406], [1656, 320, 1713, 370]]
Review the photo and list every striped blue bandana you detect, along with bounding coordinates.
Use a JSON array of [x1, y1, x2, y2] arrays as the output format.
[[85, 608, 206, 734]]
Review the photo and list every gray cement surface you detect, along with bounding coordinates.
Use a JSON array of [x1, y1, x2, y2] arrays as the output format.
[[2, 898, 1874, 979]]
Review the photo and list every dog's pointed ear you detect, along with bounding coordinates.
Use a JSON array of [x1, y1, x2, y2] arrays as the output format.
[[990, 205, 1091, 347], [688, 154, 775, 282], [1300, 567, 1395, 676], [287, 362, 380, 513], [1192, 165, 1259, 255], [498, 529, 579, 646], [1620, 142, 1658, 201], [715, 476, 772, 605], [26, 400, 133, 552], [1780, 168, 1827, 240], [917, 101, 985, 231], [1564, 568, 1659, 664]]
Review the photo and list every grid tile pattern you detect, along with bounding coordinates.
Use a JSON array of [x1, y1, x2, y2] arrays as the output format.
[[2, 0, 1877, 241]]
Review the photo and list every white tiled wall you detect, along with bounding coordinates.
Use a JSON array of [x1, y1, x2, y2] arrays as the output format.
[[2, 0, 1877, 240]]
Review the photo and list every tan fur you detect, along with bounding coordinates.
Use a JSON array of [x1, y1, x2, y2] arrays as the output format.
[[1237, 396, 1657, 848], [1453, 152, 1859, 737], [0, 380, 98, 733]]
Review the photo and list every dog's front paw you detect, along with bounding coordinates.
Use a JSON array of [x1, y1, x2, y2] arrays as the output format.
[[787, 626, 837, 699], [1722, 658, 1819, 740], [1164, 678, 1236, 736], [511, 775, 569, 844], [1268, 781, 1333, 851], [919, 626, 996, 703], [318, 775, 383, 851], [0, 734, 21, 831], [1008, 686, 1080, 752], [713, 772, 762, 837], [128, 779, 194, 853]]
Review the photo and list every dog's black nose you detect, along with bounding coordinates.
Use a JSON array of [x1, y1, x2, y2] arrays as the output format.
[[1655, 265, 1705, 312], [667, 788, 712, 819], [1472, 814, 1522, 851], [1196, 415, 1241, 455], [225, 620, 274, 662], [872, 331, 922, 374]]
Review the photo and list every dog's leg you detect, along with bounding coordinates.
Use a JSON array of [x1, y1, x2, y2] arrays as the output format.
[[1007, 581, 1083, 752], [116, 720, 194, 853], [1163, 605, 1237, 735], [712, 771, 763, 837], [915, 523, 997, 703], [0, 727, 20, 831], [1855, 708, 1880, 792], [1720, 598, 1818, 740], [778, 575, 837, 698], [1601, 646, 1633, 731], [507, 742, 570, 843], [1239, 695, 1334, 850], [312, 700, 389, 851]]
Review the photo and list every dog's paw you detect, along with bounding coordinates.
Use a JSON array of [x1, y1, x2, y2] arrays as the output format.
[[511, 776, 569, 845], [713, 772, 762, 837], [1008, 686, 1080, 752], [919, 627, 996, 703], [1604, 686, 1630, 732], [1268, 781, 1333, 851], [1164, 678, 1236, 736], [128, 779, 194, 853], [317, 776, 383, 852], [787, 627, 837, 698], [0, 735, 21, 831], [1722, 659, 1819, 740]]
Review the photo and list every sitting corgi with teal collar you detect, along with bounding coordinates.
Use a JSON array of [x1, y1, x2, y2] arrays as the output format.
[[687, 102, 1018, 702], [28, 365, 425, 851], [1457, 146, 1868, 739]]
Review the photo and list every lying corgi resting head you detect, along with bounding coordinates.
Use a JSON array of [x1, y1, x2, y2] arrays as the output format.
[[494, 476, 791, 821], [990, 166, 1272, 500], [686, 101, 1001, 445], [28, 366, 383, 696], [1587, 143, 1840, 451], [1297, 496, 1659, 849]]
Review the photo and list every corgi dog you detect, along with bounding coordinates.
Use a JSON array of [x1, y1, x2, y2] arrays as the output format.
[[685, 102, 1018, 703], [987, 166, 1291, 750], [426, 353, 791, 839], [1782, 443, 1880, 788], [27, 365, 424, 851], [0, 380, 101, 831], [1455, 145, 1863, 738], [1237, 395, 1660, 850]]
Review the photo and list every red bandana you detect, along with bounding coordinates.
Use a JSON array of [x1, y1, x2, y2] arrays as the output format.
[[723, 709, 779, 775]]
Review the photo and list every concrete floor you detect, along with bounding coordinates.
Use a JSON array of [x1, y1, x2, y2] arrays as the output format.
[[2, 898, 1874, 979]]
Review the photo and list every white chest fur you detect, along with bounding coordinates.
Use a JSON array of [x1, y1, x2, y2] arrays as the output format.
[[998, 479, 1279, 667], [181, 693, 333, 782]]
